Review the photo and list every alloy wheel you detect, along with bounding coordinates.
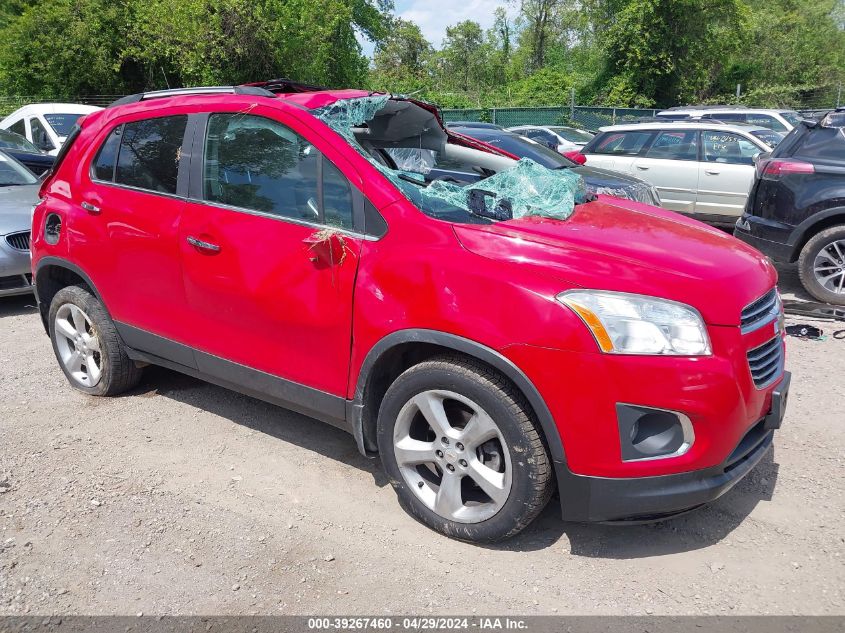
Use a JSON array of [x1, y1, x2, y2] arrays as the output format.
[[393, 389, 513, 523], [813, 239, 845, 295], [54, 303, 103, 387]]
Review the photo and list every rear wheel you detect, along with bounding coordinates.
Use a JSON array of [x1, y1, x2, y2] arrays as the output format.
[[798, 225, 845, 305], [377, 355, 554, 542], [48, 285, 143, 396]]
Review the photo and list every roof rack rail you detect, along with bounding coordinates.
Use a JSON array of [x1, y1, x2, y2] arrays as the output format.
[[663, 104, 747, 111], [108, 85, 275, 108]]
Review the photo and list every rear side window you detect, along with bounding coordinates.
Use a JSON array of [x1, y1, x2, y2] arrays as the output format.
[[701, 131, 760, 165], [645, 130, 698, 160], [703, 112, 746, 123], [114, 116, 187, 194], [591, 131, 654, 155], [203, 113, 353, 229]]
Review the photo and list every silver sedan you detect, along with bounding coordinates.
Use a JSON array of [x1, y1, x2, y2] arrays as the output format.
[[0, 150, 38, 297]]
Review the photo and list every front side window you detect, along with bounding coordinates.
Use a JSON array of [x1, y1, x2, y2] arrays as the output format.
[[29, 118, 54, 151], [746, 114, 786, 132], [592, 131, 654, 155], [114, 116, 187, 194], [645, 130, 698, 160], [204, 113, 353, 229], [9, 120, 26, 137], [701, 131, 760, 165]]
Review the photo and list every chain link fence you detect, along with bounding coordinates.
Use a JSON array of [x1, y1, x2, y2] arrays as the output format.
[[0, 95, 119, 117], [441, 106, 664, 131]]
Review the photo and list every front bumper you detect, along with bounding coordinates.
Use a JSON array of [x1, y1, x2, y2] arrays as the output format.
[[556, 372, 789, 522], [0, 238, 33, 297]]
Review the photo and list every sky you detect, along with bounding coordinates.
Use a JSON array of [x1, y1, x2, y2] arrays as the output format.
[[360, 0, 519, 57]]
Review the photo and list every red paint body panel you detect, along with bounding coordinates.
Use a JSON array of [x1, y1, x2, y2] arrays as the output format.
[[31, 89, 786, 489]]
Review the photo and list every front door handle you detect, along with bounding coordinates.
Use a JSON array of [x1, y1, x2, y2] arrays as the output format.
[[704, 169, 720, 175], [635, 165, 649, 170], [187, 236, 221, 253], [81, 201, 100, 215]]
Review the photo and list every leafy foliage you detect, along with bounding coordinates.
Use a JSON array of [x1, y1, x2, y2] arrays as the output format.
[[0, 0, 842, 110]]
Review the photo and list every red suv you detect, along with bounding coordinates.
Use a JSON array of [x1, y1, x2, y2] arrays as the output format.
[[31, 82, 789, 542]]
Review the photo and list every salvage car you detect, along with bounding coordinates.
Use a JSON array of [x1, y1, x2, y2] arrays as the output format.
[[0, 103, 101, 156], [735, 108, 845, 305], [32, 83, 789, 542], [0, 150, 38, 296], [0, 128, 55, 175], [582, 121, 782, 224], [449, 125, 662, 206]]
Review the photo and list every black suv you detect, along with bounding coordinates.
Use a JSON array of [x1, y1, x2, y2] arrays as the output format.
[[735, 108, 845, 305]]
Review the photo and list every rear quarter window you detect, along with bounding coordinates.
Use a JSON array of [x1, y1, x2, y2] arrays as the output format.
[[794, 127, 845, 164]]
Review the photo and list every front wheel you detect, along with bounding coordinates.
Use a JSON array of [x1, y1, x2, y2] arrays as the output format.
[[798, 225, 845, 305], [377, 355, 554, 542]]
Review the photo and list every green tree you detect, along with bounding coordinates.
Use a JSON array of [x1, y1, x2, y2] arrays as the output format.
[[591, 0, 751, 107], [371, 18, 433, 92]]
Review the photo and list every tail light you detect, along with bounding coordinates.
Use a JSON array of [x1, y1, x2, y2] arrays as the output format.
[[758, 158, 814, 180], [563, 150, 587, 165]]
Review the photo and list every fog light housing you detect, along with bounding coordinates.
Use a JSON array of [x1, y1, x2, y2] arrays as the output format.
[[617, 404, 694, 462]]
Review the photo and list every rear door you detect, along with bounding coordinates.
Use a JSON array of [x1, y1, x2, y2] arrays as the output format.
[[71, 114, 193, 348], [178, 109, 363, 399], [583, 130, 655, 173], [697, 131, 761, 218], [630, 130, 699, 213]]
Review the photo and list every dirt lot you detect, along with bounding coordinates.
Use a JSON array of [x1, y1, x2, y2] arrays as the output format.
[[0, 264, 843, 616]]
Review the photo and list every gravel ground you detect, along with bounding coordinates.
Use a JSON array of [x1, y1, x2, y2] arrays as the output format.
[[0, 263, 843, 616]]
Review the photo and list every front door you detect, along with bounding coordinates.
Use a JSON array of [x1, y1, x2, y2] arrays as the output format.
[[178, 111, 362, 400], [697, 131, 759, 218]]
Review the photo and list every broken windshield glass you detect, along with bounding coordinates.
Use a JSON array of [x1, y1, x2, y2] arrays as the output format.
[[312, 95, 586, 223]]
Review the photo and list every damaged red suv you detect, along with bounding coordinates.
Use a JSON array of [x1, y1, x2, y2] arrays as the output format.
[[31, 81, 789, 542]]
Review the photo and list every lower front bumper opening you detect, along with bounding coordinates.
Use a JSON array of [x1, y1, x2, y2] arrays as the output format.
[[556, 421, 775, 523]]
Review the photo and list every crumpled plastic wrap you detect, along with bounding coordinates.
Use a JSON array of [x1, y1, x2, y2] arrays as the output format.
[[386, 148, 436, 174], [591, 182, 659, 206], [313, 96, 585, 221]]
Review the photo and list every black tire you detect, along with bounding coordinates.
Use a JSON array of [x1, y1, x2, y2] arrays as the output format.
[[798, 225, 845, 306], [48, 285, 143, 396], [377, 355, 554, 542]]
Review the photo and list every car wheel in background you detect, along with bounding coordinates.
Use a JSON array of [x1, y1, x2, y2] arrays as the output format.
[[798, 225, 845, 306], [48, 285, 143, 395], [377, 355, 554, 542]]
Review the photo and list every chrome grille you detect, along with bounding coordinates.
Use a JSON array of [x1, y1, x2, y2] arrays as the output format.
[[5, 231, 31, 252], [740, 288, 779, 333], [746, 335, 784, 389]]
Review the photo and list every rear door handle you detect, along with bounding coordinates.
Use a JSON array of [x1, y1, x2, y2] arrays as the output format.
[[187, 236, 221, 253], [705, 169, 720, 175], [81, 201, 100, 214]]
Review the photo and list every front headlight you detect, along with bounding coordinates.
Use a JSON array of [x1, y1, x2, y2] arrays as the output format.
[[558, 290, 711, 355]]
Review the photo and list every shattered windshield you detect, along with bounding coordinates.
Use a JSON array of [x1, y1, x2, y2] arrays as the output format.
[[312, 95, 585, 223]]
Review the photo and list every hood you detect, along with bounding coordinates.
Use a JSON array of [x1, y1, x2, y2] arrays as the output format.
[[0, 184, 38, 235], [453, 199, 776, 327]]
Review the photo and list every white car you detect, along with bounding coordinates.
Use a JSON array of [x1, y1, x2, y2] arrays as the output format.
[[0, 103, 101, 156], [656, 107, 803, 133], [507, 125, 595, 152], [581, 121, 783, 223]]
